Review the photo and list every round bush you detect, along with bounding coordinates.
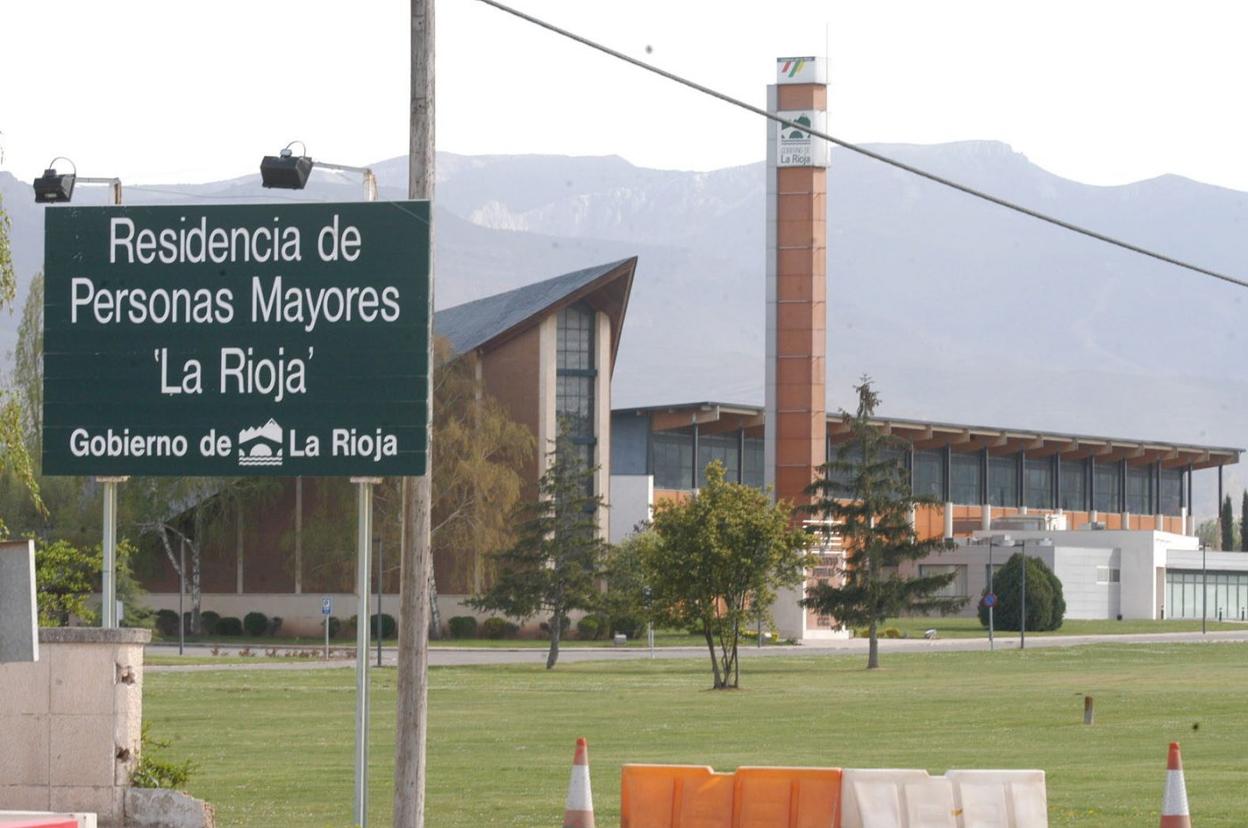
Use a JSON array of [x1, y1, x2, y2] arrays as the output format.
[[610, 615, 642, 639], [216, 616, 244, 636], [576, 616, 600, 640], [448, 616, 478, 639], [198, 611, 221, 635], [370, 613, 397, 639], [155, 609, 180, 637], [977, 552, 1065, 632], [327, 616, 342, 639], [243, 611, 269, 637], [481, 617, 509, 639]]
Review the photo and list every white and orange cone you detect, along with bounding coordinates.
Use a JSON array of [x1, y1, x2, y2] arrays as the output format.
[[1160, 741, 1191, 828], [563, 737, 595, 828]]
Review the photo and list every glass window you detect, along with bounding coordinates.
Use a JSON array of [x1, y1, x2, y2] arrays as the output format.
[[742, 437, 765, 489], [556, 305, 595, 371], [652, 430, 692, 490], [1093, 462, 1120, 513], [1126, 465, 1152, 514], [919, 564, 968, 598], [697, 432, 741, 487], [825, 442, 863, 492], [912, 450, 944, 500], [556, 303, 597, 495], [1159, 469, 1183, 515], [1060, 460, 1086, 511], [950, 451, 982, 505], [987, 455, 1018, 507], [1096, 566, 1121, 585], [1024, 458, 1053, 509]]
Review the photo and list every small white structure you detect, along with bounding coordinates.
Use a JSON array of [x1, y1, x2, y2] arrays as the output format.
[[903, 527, 1248, 621]]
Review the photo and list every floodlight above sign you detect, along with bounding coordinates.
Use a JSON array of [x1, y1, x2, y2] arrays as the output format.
[[42, 201, 430, 477]]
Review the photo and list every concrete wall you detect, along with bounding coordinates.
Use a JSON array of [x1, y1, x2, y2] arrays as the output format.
[[609, 475, 653, 544], [1050, 547, 1121, 620], [0, 627, 150, 827]]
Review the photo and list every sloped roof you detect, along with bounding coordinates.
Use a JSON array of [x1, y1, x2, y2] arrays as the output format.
[[434, 258, 635, 358]]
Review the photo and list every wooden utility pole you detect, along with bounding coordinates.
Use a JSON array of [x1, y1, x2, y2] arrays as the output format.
[[395, 0, 434, 825]]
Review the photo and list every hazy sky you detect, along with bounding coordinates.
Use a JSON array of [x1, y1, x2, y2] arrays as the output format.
[[2, 0, 1246, 190]]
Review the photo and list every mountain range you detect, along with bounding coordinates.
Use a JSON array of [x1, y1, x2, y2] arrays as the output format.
[[3, 141, 1246, 515]]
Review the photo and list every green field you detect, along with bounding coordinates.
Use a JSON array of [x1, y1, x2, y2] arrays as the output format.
[[144, 643, 1248, 826], [881, 616, 1245, 639]]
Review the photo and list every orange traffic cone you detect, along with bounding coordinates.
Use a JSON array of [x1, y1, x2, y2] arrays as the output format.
[[563, 737, 595, 828], [1160, 741, 1191, 827]]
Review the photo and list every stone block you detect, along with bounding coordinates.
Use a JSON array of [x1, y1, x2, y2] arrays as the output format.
[[50, 715, 115, 788], [0, 784, 52, 811], [0, 540, 38, 663], [0, 656, 49, 714], [49, 644, 117, 717], [0, 714, 50, 785], [126, 788, 216, 828], [50, 786, 123, 828]]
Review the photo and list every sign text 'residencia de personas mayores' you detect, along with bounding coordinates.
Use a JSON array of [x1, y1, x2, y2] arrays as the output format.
[[42, 201, 430, 477]]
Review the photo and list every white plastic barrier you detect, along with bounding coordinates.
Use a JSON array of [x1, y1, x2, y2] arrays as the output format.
[[944, 770, 1047, 828], [840, 769, 1047, 828]]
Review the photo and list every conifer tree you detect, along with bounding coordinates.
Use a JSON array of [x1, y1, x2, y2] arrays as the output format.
[[803, 379, 967, 669], [1240, 491, 1247, 552], [469, 424, 607, 669], [1221, 495, 1234, 551]]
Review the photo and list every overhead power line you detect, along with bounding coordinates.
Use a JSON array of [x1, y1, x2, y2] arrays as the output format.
[[476, 0, 1248, 290]]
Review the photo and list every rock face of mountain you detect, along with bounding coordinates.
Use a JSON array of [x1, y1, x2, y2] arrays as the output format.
[[4, 141, 1247, 510]]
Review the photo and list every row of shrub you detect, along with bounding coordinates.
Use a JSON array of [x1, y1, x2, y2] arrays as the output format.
[[445, 613, 643, 640], [155, 609, 397, 639]]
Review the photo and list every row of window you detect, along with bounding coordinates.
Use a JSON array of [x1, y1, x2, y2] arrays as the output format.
[[650, 427, 1188, 515], [1166, 570, 1248, 621], [839, 443, 1184, 514], [652, 429, 766, 490]]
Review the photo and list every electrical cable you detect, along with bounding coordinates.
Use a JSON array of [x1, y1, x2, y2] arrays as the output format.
[[476, 0, 1248, 290]]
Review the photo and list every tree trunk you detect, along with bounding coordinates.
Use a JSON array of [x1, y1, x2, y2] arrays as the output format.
[[546, 608, 562, 670], [703, 625, 724, 688], [867, 617, 880, 670]]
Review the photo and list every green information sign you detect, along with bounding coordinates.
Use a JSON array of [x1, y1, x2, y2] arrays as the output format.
[[42, 201, 430, 476]]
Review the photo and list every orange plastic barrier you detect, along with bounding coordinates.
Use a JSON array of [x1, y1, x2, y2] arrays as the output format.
[[620, 764, 843, 828]]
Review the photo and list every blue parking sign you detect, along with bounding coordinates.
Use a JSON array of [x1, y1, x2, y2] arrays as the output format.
[[322, 596, 333, 616]]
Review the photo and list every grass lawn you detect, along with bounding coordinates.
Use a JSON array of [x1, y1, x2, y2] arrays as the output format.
[[144, 642, 1248, 826], [882, 616, 1245, 639]]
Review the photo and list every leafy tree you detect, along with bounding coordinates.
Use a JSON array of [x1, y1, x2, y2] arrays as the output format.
[[35, 538, 101, 626], [600, 529, 657, 636], [128, 478, 278, 633], [646, 461, 809, 689], [13, 272, 42, 449], [975, 552, 1065, 632], [802, 379, 967, 670], [1221, 495, 1235, 551], [430, 337, 534, 596], [1196, 519, 1220, 551], [1241, 491, 1247, 552], [0, 193, 42, 531], [469, 425, 607, 669]]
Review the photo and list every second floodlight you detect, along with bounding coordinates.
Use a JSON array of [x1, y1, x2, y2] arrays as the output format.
[[260, 148, 313, 190]]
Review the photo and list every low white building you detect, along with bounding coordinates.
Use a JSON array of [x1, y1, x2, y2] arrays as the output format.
[[904, 527, 1248, 622]]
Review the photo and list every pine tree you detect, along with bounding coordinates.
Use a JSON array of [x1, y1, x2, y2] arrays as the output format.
[[803, 379, 968, 669], [468, 423, 607, 669], [1221, 495, 1235, 551], [1240, 491, 1247, 552]]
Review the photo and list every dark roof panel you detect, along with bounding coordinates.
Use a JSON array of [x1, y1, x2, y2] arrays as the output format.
[[434, 259, 632, 355]]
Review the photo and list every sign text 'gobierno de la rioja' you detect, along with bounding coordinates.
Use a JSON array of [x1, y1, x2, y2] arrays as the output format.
[[43, 201, 430, 477]]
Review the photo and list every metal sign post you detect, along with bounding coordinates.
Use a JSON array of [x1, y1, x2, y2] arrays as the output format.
[[97, 476, 128, 628], [352, 477, 381, 828], [322, 596, 333, 659]]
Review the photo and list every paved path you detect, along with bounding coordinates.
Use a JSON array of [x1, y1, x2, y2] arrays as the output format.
[[145, 629, 1248, 672]]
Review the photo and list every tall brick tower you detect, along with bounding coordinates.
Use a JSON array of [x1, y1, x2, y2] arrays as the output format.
[[765, 57, 828, 510]]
